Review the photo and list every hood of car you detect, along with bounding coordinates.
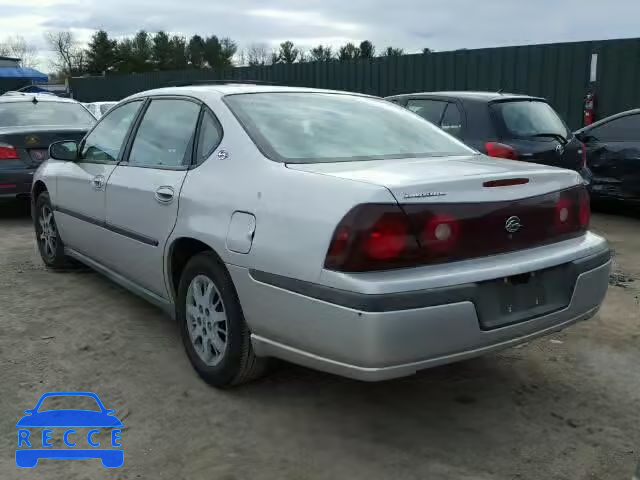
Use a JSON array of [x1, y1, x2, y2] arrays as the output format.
[[16, 409, 123, 427]]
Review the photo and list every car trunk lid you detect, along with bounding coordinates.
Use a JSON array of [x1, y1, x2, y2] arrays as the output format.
[[0, 125, 88, 167], [286, 154, 583, 204]]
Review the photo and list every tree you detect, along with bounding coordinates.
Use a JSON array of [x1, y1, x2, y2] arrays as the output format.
[[203, 35, 221, 68], [45, 31, 86, 75], [220, 38, 237, 67], [168, 35, 188, 70], [187, 35, 206, 68], [359, 40, 375, 59], [381, 46, 404, 57], [309, 45, 333, 62], [422, 47, 434, 54], [86, 30, 116, 74], [338, 42, 360, 61], [131, 30, 153, 72], [152, 31, 172, 70], [246, 43, 271, 66], [276, 41, 299, 64], [115, 38, 135, 73], [0, 36, 39, 68]]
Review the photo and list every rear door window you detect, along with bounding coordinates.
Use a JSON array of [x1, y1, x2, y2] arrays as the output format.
[[587, 114, 640, 142], [406, 99, 447, 124], [441, 103, 463, 138], [128, 99, 201, 168], [491, 100, 570, 140]]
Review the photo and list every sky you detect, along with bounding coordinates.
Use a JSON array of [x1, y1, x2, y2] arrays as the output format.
[[0, 0, 639, 72]]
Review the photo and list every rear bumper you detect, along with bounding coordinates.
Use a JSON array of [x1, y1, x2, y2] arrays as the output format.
[[0, 169, 34, 199], [230, 240, 611, 381]]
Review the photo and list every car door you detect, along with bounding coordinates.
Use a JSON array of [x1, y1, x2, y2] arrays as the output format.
[[53, 100, 144, 260], [103, 97, 202, 298], [581, 113, 640, 199]]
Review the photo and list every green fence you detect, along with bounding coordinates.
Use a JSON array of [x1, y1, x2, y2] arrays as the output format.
[[69, 37, 640, 130]]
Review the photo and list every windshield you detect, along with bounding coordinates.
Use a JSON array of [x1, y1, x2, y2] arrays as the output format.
[[224, 92, 473, 163], [0, 101, 96, 128], [37, 395, 101, 412], [492, 100, 569, 140]]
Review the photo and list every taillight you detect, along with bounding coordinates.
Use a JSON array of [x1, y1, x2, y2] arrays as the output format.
[[555, 187, 590, 232], [578, 188, 590, 228], [326, 187, 590, 272], [324, 204, 419, 272], [421, 214, 460, 255], [0, 143, 19, 160], [485, 142, 518, 160]]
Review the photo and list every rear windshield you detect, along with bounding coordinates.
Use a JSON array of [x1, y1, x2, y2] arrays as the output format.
[[224, 92, 473, 163], [0, 101, 96, 128], [491, 100, 570, 140]]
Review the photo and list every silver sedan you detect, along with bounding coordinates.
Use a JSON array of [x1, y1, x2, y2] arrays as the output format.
[[33, 85, 611, 386]]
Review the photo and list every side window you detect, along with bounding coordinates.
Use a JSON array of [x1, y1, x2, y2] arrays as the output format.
[[196, 109, 223, 163], [406, 99, 447, 125], [128, 99, 201, 168], [441, 103, 463, 138], [80, 100, 143, 163], [589, 114, 640, 142]]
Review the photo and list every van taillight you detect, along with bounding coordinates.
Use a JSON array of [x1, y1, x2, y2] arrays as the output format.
[[0, 143, 19, 160], [325, 186, 590, 273], [485, 142, 518, 160]]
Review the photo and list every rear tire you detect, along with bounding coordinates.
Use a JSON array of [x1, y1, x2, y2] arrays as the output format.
[[177, 252, 268, 387], [34, 192, 72, 270]]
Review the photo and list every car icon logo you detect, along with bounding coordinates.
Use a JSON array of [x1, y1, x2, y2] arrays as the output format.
[[15, 391, 124, 468], [505, 216, 522, 233]]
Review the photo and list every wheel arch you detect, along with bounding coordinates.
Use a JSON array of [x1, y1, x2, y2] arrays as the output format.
[[166, 236, 227, 301]]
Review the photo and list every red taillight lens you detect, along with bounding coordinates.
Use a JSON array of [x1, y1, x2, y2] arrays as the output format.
[[485, 142, 518, 160], [578, 189, 590, 228], [421, 214, 460, 255], [324, 204, 419, 272], [363, 215, 409, 260], [0, 143, 19, 160], [325, 186, 590, 272]]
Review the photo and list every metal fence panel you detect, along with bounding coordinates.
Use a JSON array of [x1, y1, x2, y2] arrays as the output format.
[[69, 38, 640, 130]]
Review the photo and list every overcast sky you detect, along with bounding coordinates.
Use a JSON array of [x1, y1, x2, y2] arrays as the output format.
[[1, 0, 639, 71]]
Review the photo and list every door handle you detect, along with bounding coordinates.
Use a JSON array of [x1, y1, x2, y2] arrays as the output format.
[[91, 175, 105, 190], [154, 186, 175, 204]]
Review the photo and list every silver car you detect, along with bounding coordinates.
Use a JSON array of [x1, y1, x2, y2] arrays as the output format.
[[32, 85, 611, 387]]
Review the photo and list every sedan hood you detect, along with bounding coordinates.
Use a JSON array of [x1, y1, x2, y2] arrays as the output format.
[[287, 154, 584, 203]]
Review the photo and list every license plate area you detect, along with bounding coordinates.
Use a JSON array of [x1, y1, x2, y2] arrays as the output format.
[[475, 264, 573, 330]]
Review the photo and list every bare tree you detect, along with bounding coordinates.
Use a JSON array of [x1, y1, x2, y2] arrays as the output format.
[[246, 43, 271, 66], [45, 31, 86, 75], [0, 36, 39, 68]]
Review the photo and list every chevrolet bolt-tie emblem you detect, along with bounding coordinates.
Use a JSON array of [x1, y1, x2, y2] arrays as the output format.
[[505, 216, 522, 233]]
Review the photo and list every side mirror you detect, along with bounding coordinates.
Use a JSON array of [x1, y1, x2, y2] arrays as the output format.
[[23, 409, 33, 414], [49, 140, 79, 161]]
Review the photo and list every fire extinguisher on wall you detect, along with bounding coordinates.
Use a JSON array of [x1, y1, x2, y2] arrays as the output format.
[[583, 91, 596, 126]]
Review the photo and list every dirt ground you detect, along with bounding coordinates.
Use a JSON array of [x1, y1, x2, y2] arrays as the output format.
[[0, 201, 638, 480]]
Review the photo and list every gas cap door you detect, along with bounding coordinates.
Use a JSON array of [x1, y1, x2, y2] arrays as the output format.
[[226, 211, 256, 254]]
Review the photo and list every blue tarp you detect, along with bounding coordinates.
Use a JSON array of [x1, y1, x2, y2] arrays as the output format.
[[0, 67, 48, 82]]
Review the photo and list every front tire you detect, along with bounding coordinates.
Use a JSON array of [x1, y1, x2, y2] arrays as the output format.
[[34, 192, 69, 270], [177, 252, 267, 387]]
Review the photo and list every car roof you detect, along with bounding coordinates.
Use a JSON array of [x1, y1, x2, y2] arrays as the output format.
[[0, 94, 79, 104], [575, 107, 640, 133], [388, 91, 545, 103], [126, 84, 374, 101]]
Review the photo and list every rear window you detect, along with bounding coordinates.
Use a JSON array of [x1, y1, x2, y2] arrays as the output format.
[[224, 92, 472, 163], [491, 100, 569, 140], [0, 101, 96, 128]]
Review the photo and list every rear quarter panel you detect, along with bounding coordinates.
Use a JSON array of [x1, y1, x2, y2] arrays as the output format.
[[169, 95, 395, 285]]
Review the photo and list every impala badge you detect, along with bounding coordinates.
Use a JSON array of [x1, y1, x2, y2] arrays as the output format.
[[403, 191, 447, 199], [505, 216, 522, 233], [25, 135, 39, 146], [555, 144, 564, 155]]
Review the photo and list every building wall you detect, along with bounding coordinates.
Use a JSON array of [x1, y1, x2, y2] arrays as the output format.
[[0, 58, 20, 67]]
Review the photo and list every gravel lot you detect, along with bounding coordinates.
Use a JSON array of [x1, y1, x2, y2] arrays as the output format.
[[1, 201, 638, 480]]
